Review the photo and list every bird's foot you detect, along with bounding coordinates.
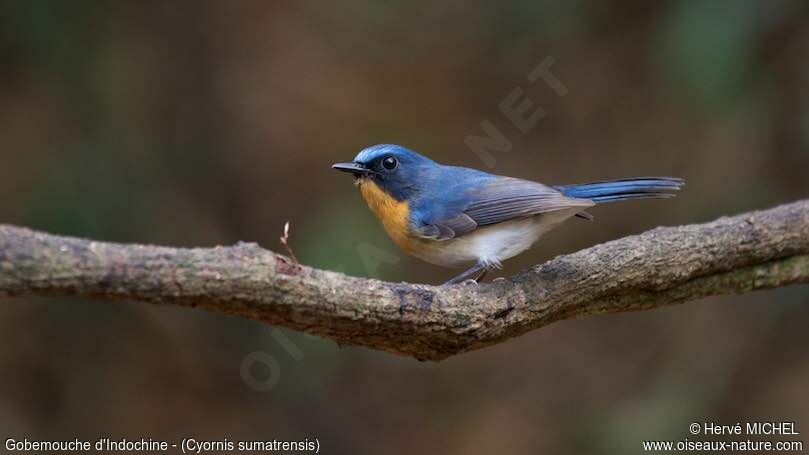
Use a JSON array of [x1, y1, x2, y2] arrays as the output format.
[[441, 261, 487, 286], [440, 278, 479, 287]]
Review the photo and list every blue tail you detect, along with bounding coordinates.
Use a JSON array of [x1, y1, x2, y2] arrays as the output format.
[[554, 177, 684, 203]]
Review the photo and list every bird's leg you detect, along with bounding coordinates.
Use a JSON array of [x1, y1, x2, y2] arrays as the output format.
[[475, 268, 488, 282], [442, 262, 487, 286]]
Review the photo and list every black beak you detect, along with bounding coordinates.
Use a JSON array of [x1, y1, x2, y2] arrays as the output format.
[[332, 162, 372, 176]]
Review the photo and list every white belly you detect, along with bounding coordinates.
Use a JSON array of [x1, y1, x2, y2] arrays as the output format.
[[411, 209, 582, 268]]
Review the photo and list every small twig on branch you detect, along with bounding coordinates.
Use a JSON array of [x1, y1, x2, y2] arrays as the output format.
[[279, 221, 299, 264], [1, 200, 808, 360]]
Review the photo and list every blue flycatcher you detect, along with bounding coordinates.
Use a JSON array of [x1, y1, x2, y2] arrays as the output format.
[[333, 144, 683, 285]]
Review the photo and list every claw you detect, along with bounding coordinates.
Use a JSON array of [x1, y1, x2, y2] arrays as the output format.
[[441, 261, 487, 286]]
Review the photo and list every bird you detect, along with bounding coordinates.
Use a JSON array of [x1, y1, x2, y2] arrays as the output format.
[[333, 144, 684, 285]]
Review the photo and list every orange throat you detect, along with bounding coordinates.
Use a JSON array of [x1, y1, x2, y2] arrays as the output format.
[[357, 178, 414, 253]]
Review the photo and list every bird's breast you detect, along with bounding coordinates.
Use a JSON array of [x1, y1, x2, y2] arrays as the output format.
[[357, 178, 418, 253]]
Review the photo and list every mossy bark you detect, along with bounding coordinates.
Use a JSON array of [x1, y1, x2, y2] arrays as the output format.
[[2, 200, 808, 361]]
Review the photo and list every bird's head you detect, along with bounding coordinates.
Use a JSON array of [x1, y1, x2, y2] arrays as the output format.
[[332, 144, 436, 201]]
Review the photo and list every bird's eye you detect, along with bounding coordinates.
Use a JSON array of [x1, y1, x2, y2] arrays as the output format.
[[382, 156, 398, 170]]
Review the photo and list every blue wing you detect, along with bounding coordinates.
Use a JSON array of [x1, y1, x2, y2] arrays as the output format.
[[413, 173, 594, 240]]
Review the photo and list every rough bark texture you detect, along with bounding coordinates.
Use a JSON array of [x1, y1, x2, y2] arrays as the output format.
[[1, 200, 808, 361]]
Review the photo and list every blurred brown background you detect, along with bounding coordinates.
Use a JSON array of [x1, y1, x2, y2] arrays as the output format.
[[1, 1, 808, 453]]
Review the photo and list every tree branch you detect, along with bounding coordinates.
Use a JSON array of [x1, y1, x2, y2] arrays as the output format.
[[1, 200, 808, 361]]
